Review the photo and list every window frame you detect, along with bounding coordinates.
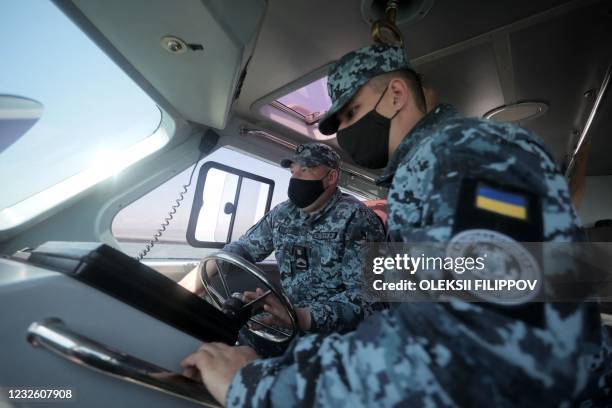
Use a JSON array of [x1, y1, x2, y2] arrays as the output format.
[[252, 63, 337, 141], [269, 100, 324, 126], [186, 161, 275, 248]]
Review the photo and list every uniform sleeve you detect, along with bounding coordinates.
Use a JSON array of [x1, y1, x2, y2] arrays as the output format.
[[308, 208, 386, 333], [226, 316, 373, 407], [223, 210, 276, 263], [225, 307, 446, 407], [387, 119, 572, 244], [226, 301, 593, 407]]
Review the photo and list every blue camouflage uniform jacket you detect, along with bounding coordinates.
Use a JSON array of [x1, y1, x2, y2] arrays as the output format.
[[223, 188, 386, 333], [225, 104, 609, 407]]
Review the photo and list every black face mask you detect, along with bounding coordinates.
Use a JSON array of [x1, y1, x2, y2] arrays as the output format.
[[288, 171, 330, 208], [336, 86, 400, 169]]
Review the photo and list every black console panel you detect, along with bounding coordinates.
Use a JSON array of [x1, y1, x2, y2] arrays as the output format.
[[21, 241, 240, 344]]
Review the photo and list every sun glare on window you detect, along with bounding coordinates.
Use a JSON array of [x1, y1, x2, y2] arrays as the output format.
[[0, 1, 162, 215]]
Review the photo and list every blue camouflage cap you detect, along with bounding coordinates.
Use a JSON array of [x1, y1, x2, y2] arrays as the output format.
[[318, 44, 412, 135], [280, 142, 340, 169]]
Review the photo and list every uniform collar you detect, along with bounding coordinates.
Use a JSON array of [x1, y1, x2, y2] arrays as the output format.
[[293, 187, 342, 224], [376, 104, 458, 187]]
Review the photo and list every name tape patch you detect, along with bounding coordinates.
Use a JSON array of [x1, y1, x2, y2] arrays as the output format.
[[312, 231, 338, 240]]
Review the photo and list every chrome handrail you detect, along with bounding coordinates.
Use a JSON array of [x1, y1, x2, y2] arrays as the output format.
[[566, 64, 611, 177], [27, 318, 220, 407]]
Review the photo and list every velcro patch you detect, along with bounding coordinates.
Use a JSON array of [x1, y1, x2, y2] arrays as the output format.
[[453, 178, 542, 242], [293, 245, 309, 270], [312, 231, 338, 240], [476, 185, 527, 220]]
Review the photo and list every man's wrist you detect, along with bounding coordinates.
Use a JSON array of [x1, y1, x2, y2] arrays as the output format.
[[179, 268, 203, 294], [296, 307, 312, 332]]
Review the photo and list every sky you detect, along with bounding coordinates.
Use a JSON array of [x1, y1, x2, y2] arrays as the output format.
[[0, 0, 160, 210], [277, 77, 331, 118]]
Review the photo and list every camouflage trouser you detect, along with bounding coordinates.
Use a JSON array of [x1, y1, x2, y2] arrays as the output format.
[[237, 327, 290, 358]]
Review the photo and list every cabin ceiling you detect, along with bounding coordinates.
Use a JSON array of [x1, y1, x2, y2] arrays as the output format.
[[61, 0, 612, 176], [236, 0, 612, 176]]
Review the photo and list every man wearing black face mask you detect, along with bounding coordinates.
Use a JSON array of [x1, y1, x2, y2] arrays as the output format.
[[182, 45, 610, 407], [181, 142, 386, 357]]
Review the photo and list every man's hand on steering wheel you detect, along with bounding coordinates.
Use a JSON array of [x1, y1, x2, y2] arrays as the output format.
[[199, 252, 299, 343], [243, 288, 312, 332]]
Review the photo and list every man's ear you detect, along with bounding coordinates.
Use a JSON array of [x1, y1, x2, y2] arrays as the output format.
[[329, 168, 340, 185], [389, 78, 410, 111]]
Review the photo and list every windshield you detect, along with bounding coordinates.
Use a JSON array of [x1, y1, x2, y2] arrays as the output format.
[[0, 1, 161, 212]]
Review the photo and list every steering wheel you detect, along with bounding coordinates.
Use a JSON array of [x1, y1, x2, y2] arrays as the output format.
[[199, 251, 298, 344]]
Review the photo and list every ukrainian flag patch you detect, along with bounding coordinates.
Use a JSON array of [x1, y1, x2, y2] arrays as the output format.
[[476, 185, 527, 220]]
